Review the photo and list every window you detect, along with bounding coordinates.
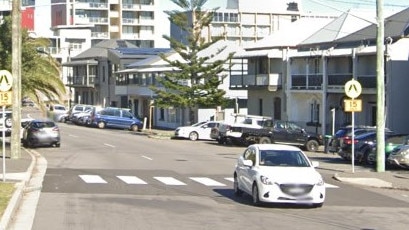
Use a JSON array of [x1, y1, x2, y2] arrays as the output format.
[[310, 101, 320, 123]]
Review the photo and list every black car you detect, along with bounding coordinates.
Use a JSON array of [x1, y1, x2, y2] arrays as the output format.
[[328, 126, 379, 153], [22, 119, 61, 148], [338, 131, 394, 162]]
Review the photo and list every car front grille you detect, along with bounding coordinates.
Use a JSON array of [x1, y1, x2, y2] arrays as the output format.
[[279, 184, 314, 196]]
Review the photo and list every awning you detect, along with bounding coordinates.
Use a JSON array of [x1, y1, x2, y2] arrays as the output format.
[[62, 59, 98, 66], [234, 49, 284, 58], [115, 66, 179, 74]]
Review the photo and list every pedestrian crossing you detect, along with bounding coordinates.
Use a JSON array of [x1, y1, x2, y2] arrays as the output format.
[[78, 174, 339, 188]]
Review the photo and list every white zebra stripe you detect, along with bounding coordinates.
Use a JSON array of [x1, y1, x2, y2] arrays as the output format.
[[117, 176, 147, 185], [189, 177, 226, 186], [79, 175, 107, 184], [154, 177, 186, 185]]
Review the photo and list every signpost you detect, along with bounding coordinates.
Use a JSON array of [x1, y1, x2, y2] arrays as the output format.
[[0, 70, 13, 182], [344, 79, 362, 173]]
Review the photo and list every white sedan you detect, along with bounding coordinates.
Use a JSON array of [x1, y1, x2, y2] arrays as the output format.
[[233, 144, 325, 207], [174, 121, 221, 141]]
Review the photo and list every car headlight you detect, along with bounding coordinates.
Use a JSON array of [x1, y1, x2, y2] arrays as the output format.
[[400, 149, 409, 156], [316, 177, 325, 186], [260, 175, 273, 185]]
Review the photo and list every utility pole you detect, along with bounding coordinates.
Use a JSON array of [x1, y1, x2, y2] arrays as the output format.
[[376, 0, 385, 172], [11, 0, 22, 159]]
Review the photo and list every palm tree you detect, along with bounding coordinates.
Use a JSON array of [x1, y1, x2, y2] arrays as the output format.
[[0, 16, 66, 110]]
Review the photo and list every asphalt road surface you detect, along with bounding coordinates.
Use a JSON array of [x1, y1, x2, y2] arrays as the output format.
[[18, 122, 409, 229]]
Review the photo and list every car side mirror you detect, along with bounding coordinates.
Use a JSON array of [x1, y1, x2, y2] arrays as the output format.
[[243, 159, 253, 167], [311, 161, 319, 168]]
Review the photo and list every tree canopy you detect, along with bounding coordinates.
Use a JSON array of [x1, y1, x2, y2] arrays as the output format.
[[0, 16, 66, 109], [150, 0, 234, 109]]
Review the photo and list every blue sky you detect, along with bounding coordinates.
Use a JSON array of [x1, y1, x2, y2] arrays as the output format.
[[160, 0, 409, 14]]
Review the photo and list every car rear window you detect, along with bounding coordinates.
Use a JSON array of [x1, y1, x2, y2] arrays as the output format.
[[33, 121, 56, 128]]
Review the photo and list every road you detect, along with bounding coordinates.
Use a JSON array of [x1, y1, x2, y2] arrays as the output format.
[[18, 122, 409, 229]]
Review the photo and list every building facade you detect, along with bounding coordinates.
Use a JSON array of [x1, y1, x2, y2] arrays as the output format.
[[51, 0, 159, 47]]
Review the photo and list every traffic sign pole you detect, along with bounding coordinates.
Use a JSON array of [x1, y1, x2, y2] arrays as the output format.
[[344, 79, 362, 173], [0, 69, 13, 182]]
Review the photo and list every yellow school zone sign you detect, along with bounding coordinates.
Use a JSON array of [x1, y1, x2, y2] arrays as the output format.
[[0, 70, 13, 106]]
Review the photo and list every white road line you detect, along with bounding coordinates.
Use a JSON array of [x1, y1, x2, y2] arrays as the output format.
[[104, 143, 115, 148], [79, 175, 107, 184], [154, 177, 186, 185], [190, 177, 226, 186], [68, 134, 78, 138], [117, 176, 147, 185], [325, 183, 339, 188], [141, 155, 153, 160], [225, 177, 234, 182]]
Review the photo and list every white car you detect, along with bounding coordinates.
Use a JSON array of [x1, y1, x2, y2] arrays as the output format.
[[233, 144, 325, 207], [174, 121, 221, 141]]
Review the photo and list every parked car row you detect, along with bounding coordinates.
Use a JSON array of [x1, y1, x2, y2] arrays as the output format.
[[330, 125, 409, 170], [173, 116, 324, 152], [64, 105, 144, 132]]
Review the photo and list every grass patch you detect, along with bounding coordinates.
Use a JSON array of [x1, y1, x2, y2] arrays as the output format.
[[0, 182, 15, 218]]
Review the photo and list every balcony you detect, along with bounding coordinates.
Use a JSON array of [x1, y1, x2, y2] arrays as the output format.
[[91, 32, 109, 38], [290, 73, 376, 90], [230, 73, 282, 89], [291, 74, 323, 90], [67, 75, 98, 88]]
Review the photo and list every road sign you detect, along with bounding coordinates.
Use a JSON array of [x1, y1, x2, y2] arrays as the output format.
[[0, 70, 13, 92], [0, 91, 12, 106], [344, 99, 362, 112], [344, 79, 362, 99]]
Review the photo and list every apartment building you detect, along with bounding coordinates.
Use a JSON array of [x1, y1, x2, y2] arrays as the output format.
[[171, 0, 304, 47], [51, 0, 158, 48]]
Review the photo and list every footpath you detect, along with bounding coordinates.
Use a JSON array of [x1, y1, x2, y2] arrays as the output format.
[[1, 130, 409, 229]]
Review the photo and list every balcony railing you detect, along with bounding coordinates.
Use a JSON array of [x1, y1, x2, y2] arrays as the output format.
[[290, 73, 376, 90], [230, 73, 282, 88], [67, 75, 98, 87]]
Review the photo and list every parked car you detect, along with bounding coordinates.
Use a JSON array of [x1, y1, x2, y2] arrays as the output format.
[[174, 121, 222, 141], [22, 119, 61, 148], [91, 107, 143, 131], [387, 145, 409, 169], [233, 144, 325, 207], [0, 110, 12, 136], [365, 134, 409, 165], [66, 104, 94, 123], [328, 126, 379, 153], [338, 131, 394, 161], [48, 104, 68, 122]]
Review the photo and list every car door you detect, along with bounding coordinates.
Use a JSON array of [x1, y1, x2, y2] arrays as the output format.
[[118, 110, 135, 129], [286, 121, 306, 144], [198, 122, 217, 140], [237, 147, 256, 194], [273, 120, 287, 143]]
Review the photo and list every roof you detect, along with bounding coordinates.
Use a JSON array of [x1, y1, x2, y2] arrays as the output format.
[[335, 7, 409, 45], [300, 9, 376, 47], [245, 17, 333, 50], [72, 39, 138, 60]]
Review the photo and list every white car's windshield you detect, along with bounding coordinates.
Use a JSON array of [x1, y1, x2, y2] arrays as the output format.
[[259, 150, 310, 167]]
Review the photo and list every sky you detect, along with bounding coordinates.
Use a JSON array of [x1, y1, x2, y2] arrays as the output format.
[[159, 0, 409, 15]]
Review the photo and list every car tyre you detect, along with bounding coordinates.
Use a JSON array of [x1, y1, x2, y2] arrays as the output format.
[[97, 121, 106, 129], [306, 140, 319, 152], [5, 117, 12, 128], [130, 125, 139, 132], [189, 131, 198, 141], [259, 137, 272, 144], [233, 175, 243, 196], [252, 183, 261, 206]]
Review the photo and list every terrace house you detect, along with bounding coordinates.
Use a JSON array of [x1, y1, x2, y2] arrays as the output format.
[[232, 8, 409, 135]]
